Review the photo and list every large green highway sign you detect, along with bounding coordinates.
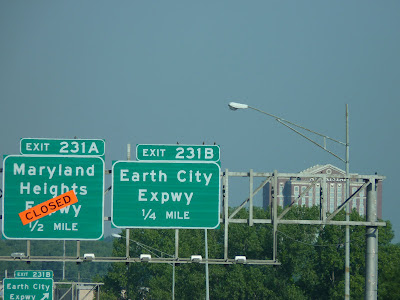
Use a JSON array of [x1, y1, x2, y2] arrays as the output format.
[[20, 138, 105, 156], [112, 161, 220, 229], [2, 155, 104, 240], [3, 278, 53, 300], [136, 144, 220, 162]]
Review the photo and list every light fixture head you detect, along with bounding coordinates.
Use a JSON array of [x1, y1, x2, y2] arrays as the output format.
[[140, 254, 151, 262], [11, 252, 26, 259], [84, 253, 95, 260], [191, 255, 203, 263], [234, 255, 247, 264], [112, 233, 122, 238], [228, 102, 249, 110]]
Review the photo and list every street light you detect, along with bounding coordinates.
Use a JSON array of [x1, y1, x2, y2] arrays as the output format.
[[228, 102, 249, 110], [228, 102, 348, 163], [228, 101, 351, 299]]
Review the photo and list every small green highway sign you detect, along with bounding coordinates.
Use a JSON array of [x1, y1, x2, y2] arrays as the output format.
[[2, 155, 104, 240], [112, 161, 220, 229], [14, 270, 53, 279], [3, 278, 53, 300], [136, 144, 220, 163], [20, 138, 105, 157]]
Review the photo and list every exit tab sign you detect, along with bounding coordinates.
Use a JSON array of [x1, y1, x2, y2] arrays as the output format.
[[136, 144, 220, 162], [15, 270, 53, 278], [20, 138, 105, 156]]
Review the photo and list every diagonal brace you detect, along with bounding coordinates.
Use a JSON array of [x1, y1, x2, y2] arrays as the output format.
[[326, 180, 370, 222], [278, 178, 322, 220], [229, 176, 272, 220]]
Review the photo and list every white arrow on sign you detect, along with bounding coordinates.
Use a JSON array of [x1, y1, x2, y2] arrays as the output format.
[[40, 293, 50, 300]]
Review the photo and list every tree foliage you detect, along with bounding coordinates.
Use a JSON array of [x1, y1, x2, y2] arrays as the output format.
[[0, 237, 113, 282], [100, 207, 400, 299]]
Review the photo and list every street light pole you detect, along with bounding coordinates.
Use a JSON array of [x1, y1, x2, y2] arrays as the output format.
[[229, 101, 351, 299], [345, 105, 350, 300]]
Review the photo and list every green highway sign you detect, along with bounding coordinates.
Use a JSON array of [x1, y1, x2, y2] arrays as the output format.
[[20, 138, 105, 157], [112, 161, 221, 229], [3, 278, 53, 300], [136, 144, 220, 163], [2, 155, 104, 240], [15, 270, 53, 279]]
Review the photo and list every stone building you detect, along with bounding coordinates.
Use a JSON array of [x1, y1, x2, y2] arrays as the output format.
[[263, 164, 383, 218]]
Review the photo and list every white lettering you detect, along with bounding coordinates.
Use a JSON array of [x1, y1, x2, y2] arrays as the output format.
[[47, 166, 56, 179], [88, 142, 99, 154], [185, 192, 193, 205], [138, 191, 194, 205], [176, 170, 212, 186], [14, 163, 25, 175], [177, 170, 186, 183], [170, 192, 182, 202], [150, 192, 159, 202], [26, 201, 34, 210], [72, 205, 81, 217], [20, 182, 30, 194], [120, 169, 129, 181], [161, 192, 169, 204], [204, 173, 212, 186], [54, 223, 78, 231], [166, 211, 190, 219], [138, 189, 147, 201], [205, 148, 213, 159]]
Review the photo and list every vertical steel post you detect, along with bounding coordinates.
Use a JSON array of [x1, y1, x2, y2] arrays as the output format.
[[224, 169, 229, 260], [272, 170, 278, 261], [365, 180, 378, 300], [249, 169, 254, 226], [345, 104, 350, 299], [205, 229, 210, 300], [126, 144, 131, 260], [77, 241, 80, 258], [27, 240, 31, 258], [63, 240, 66, 280], [125, 230, 130, 258], [322, 175, 328, 222], [126, 144, 131, 300], [172, 261, 175, 300], [173, 229, 179, 300]]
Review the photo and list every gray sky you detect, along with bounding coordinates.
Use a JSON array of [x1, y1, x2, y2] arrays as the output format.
[[1, 1, 399, 241]]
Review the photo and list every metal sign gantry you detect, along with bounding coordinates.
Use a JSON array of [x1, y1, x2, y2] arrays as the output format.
[[0, 169, 384, 263], [0, 165, 385, 299]]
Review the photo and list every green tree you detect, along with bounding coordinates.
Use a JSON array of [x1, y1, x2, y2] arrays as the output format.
[[100, 207, 400, 299], [0, 238, 113, 282]]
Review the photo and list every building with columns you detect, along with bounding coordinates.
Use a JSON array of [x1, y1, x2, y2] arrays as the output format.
[[263, 164, 383, 218]]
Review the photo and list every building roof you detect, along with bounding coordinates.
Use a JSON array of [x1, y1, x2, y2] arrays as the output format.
[[300, 164, 353, 175]]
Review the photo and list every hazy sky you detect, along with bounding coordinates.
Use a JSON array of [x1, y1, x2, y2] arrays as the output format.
[[1, 1, 399, 241]]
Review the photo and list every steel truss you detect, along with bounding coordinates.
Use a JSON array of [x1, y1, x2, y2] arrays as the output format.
[[222, 170, 384, 263]]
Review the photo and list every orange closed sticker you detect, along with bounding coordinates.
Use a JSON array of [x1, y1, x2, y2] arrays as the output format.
[[19, 190, 78, 225]]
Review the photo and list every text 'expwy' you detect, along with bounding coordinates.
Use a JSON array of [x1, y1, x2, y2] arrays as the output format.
[[19, 190, 78, 225]]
